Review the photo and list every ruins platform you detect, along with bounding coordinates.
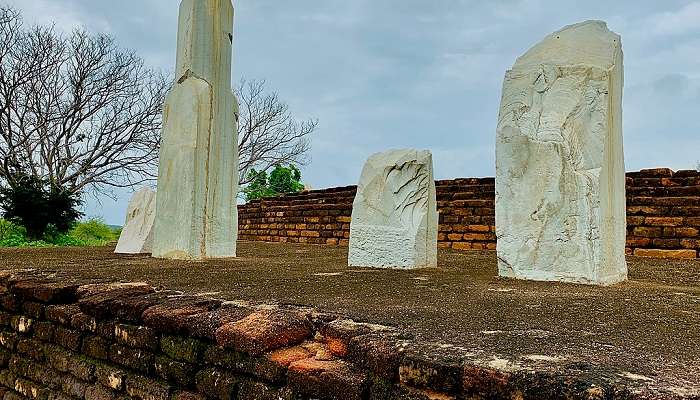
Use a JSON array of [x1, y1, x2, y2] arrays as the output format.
[[1, 242, 698, 398]]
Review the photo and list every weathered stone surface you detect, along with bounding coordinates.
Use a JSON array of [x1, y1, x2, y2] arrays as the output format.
[[141, 297, 222, 334], [113, 324, 159, 350], [320, 319, 396, 358], [195, 369, 239, 400], [9, 280, 78, 304], [115, 188, 156, 254], [77, 284, 157, 322], [178, 304, 253, 340], [215, 310, 313, 356], [349, 149, 438, 269], [125, 375, 170, 400], [152, 0, 239, 260], [399, 344, 470, 394], [495, 21, 627, 285], [288, 358, 368, 400]]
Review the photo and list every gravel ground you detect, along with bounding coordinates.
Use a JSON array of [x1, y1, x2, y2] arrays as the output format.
[[1, 242, 699, 393]]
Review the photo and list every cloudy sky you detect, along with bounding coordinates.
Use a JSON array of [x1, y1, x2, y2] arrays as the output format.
[[5, 0, 700, 224]]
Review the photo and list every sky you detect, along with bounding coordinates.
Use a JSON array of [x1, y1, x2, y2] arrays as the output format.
[[4, 0, 700, 225]]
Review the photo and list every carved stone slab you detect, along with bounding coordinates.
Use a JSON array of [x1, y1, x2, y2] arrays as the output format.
[[115, 188, 156, 254], [495, 21, 627, 285], [349, 149, 438, 269]]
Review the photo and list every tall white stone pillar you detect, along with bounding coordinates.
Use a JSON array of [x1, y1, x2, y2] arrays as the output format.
[[152, 0, 239, 260], [495, 21, 627, 285]]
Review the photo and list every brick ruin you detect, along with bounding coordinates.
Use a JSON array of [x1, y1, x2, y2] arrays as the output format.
[[239, 168, 700, 259], [0, 271, 679, 400]]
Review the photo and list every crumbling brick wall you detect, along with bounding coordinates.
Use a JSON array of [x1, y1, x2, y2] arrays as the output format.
[[625, 168, 700, 258], [238, 169, 700, 259], [0, 271, 648, 400]]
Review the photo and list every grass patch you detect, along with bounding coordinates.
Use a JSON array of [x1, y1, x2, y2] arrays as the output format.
[[0, 218, 119, 248]]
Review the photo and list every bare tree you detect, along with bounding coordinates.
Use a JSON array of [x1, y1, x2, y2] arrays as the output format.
[[236, 79, 316, 185], [0, 6, 168, 196]]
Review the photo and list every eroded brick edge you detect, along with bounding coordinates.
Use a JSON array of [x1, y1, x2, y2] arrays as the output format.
[[0, 270, 692, 400]]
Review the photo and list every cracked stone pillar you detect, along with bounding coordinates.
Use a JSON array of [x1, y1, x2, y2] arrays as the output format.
[[115, 188, 156, 254], [495, 21, 627, 285], [348, 149, 438, 269], [152, 0, 239, 260]]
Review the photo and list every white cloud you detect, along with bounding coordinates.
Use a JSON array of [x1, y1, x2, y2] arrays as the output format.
[[651, 1, 700, 36]]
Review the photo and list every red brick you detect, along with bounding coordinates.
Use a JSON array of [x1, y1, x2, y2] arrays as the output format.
[[626, 237, 651, 247], [664, 227, 699, 238], [680, 239, 700, 249], [632, 227, 663, 238], [644, 217, 684, 226], [142, 297, 222, 334], [125, 375, 170, 400], [195, 369, 239, 400], [462, 366, 511, 399], [452, 243, 473, 250], [626, 216, 645, 226], [633, 249, 697, 259], [114, 324, 159, 350], [638, 168, 673, 177], [9, 280, 78, 304], [215, 310, 313, 356], [288, 359, 368, 400], [46, 304, 82, 326]]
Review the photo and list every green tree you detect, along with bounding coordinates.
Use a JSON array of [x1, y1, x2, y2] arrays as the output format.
[[0, 174, 83, 239], [243, 164, 305, 202]]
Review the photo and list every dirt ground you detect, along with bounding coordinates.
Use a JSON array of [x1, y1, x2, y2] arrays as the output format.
[[1, 242, 699, 393]]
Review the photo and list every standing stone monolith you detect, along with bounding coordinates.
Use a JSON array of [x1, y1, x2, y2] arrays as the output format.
[[495, 20, 627, 285], [115, 188, 156, 254], [348, 149, 438, 269], [152, 0, 239, 260]]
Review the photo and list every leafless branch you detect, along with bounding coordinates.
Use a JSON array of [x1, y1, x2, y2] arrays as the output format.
[[235, 79, 316, 185], [0, 6, 167, 198]]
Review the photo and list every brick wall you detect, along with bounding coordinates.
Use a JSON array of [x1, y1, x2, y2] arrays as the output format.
[[0, 271, 647, 400], [238, 169, 700, 259], [625, 168, 700, 258]]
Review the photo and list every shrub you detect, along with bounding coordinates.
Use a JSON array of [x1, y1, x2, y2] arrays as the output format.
[[0, 218, 118, 248], [69, 219, 118, 246], [0, 174, 83, 239], [0, 219, 26, 241]]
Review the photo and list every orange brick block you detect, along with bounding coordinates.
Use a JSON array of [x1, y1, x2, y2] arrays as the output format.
[[452, 242, 472, 250], [468, 225, 491, 232], [644, 217, 684, 227], [680, 239, 700, 249], [447, 233, 463, 241], [301, 231, 320, 238], [633, 249, 697, 259]]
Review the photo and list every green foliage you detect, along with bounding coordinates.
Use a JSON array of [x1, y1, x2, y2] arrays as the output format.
[[69, 219, 118, 245], [0, 219, 26, 241], [0, 218, 118, 248], [243, 170, 276, 201], [0, 174, 83, 239], [243, 164, 305, 202]]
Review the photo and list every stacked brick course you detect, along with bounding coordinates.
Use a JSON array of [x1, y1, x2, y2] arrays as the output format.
[[0, 271, 677, 399], [625, 168, 700, 258], [238, 169, 700, 259]]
